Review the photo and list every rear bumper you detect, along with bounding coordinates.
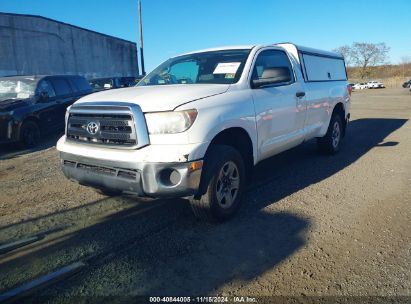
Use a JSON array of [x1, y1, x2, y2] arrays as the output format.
[[60, 151, 202, 198]]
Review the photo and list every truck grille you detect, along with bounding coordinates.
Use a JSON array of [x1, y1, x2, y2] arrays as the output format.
[[65, 102, 150, 149], [67, 113, 136, 146]]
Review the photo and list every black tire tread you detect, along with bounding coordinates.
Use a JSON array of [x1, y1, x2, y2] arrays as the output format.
[[19, 120, 41, 148], [317, 113, 343, 155], [189, 145, 245, 222]]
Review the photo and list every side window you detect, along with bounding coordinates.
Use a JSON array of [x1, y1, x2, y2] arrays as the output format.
[[70, 77, 91, 93], [76, 78, 92, 91], [251, 50, 294, 83], [67, 78, 78, 93], [50, 78, 72, 96], [37, 80, 56, 98]]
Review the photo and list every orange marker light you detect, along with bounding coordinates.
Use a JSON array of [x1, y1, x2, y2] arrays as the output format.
[[190, 161, 203, 171]]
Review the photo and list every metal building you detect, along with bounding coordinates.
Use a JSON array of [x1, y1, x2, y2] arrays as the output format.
[[0, 12, 139, 78]]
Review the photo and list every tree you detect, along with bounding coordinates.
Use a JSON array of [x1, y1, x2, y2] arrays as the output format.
[[350, 42, 390, 79], [333, 45, 352, 66]]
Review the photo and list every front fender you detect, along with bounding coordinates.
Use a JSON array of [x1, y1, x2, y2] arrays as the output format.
[[177, 89, 258, 164]]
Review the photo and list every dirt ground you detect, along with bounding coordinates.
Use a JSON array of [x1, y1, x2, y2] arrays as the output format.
[[0, 88, 410, 300]]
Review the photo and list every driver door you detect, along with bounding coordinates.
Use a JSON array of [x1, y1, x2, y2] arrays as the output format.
[[251, 49, 307, 160]]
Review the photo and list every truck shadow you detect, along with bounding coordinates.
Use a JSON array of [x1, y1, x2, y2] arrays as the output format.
[[0, 133, 61, 161], [0, 117, 407, 297], [246, 118, 406, 209]]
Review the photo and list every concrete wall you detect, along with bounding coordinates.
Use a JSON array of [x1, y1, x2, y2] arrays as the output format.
[[0, 13, 139, 78]]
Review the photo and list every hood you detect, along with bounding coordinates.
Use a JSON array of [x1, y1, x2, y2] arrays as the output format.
[[75, 84, 230, 112], [0, 98, 33, 112]]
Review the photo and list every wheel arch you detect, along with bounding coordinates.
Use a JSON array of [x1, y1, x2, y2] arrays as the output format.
[[332, 102, 347, 136], [17, 115, 41, 139], [196, 127, 255, 198], [208, 127, 254, 179]]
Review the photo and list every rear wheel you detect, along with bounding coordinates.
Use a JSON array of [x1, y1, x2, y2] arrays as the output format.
[[19, 120, 41, 148], [317, 113, 344, 154], [189, 145, 245, 222]]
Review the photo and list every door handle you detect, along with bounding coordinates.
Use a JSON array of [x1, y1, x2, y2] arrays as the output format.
[[296, 91, 306, 98]]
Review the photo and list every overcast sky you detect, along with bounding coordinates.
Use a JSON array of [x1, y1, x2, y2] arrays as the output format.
[[1, 0, 410, 71]]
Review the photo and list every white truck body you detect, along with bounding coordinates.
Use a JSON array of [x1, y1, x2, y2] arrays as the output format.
[[353, 83, 367, 90], [366, 81, 385, 89], [57, 43, 350, 220]]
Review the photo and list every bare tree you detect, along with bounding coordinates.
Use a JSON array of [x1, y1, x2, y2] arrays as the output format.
[[350, 42, 390, 79], [333, 45, 352, 66]]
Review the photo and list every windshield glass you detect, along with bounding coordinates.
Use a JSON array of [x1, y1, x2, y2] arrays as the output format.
[[138, 49, 251, 86], [0, 78, 37, 101], [89, 78, 114, 90]]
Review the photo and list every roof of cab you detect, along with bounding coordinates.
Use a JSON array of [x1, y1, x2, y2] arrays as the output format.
[[176, 43, 343, 60], [179, 45, 256, 56]]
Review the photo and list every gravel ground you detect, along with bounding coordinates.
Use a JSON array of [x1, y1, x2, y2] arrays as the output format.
[[0, 88, 410, 299]]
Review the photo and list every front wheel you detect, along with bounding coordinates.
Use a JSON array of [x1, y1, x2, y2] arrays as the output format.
[[189, 145, 245, 222], [317, 113, 344, 154], [19, 120, 41, 148]]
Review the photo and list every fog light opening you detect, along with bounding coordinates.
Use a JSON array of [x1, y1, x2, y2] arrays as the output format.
[[159, 168, 181, 187]]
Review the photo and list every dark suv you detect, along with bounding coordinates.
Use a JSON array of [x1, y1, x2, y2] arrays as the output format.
[[402, 79, 411, 88], [0, 75, 92, 147], [89, 77, 139, 92]]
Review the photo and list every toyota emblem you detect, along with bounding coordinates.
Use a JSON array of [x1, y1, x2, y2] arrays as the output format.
[[86, 122, 99, 135]]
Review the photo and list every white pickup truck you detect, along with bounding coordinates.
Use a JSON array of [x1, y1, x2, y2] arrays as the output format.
[[366, 81, 385, 89], [57, 43, 351, 221]]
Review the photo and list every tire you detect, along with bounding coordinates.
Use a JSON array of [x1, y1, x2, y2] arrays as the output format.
[[189, 145, 246, 222], [317, 113, 344, 155], [19, 120, 41, 148]]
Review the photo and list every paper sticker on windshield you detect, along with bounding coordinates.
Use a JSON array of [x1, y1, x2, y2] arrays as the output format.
[[213, 62, 241, 74]]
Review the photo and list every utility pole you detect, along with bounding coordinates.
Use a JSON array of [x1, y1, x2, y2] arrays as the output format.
[[138, 0, 146, 76]]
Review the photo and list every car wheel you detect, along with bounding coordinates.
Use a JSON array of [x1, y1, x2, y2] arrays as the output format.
[[189, 145, 245, 222], [317, 113, 344, 155], [19, 120, 41, 148]]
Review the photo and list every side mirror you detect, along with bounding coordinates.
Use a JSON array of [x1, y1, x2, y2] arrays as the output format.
[[39, 91, 49, 101], [252, 67, 292, 89]]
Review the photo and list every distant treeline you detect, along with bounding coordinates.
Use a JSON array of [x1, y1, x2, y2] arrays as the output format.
[[347, 63, 411, 88], [347, 63, 411, 81]]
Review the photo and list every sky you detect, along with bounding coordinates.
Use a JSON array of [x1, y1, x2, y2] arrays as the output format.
[[1, 0, 410, 72]]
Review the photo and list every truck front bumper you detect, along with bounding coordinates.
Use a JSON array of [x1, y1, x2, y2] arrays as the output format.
[[60, 151, 203, 198]]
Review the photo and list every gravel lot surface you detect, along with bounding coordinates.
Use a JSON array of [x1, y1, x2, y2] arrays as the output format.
[[0, 88, 410, 300]]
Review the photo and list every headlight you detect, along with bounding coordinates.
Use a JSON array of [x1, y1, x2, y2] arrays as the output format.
[[65, 106, 72, 134], [65, 106, 71, 121], [145, 109, 198, 134]]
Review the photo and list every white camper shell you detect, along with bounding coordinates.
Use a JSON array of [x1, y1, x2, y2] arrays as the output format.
[[277, 43, 347, 82]]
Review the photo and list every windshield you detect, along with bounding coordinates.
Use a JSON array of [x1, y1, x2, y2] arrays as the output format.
[[89, 78, 114, 90], [0, 78, 37, 101], [138, 49, 251, 86]]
